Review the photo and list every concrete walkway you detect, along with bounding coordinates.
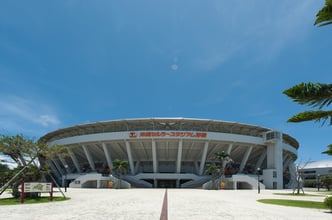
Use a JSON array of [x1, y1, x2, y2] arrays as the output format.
[[0, 188, 330, 220]]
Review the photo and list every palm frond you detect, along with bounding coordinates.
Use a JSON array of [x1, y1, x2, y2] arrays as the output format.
[[287, 110, 332, 126], [314, 0, 332, 27], [283, 82, 332, 109], [322, 144, 332, 155]]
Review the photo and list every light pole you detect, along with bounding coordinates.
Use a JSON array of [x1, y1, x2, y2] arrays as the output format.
[[317, 174, 320, 192], [257, 167, 261, 194], [64, 164, 68, 192]]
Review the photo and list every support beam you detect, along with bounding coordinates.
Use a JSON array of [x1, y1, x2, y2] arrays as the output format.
[[58, 154, 69, 172], [53, 160, 64, 176], [125, 141, 135, 175], [102, 143, 113, 169], [283, 156, 293, 172], [82, 145, 95, 170], [255, 149, 266, 169], [135, 161, 140, 173], [48, 161, 61, 179], [224, 143, 233, 167], [199, 142, 209, 175], [152, 140, 158, 173], [226, 143, 233, 155], [67, 148, 80, 173], [194, 161, 199, 174], [176, 140, 183, 173], [239, 146, 253, 172]]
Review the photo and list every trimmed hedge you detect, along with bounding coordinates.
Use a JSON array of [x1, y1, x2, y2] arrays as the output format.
[[324, 196, 332, 211]]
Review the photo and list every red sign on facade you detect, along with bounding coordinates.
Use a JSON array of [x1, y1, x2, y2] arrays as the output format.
[[129, 131, 207, 138]]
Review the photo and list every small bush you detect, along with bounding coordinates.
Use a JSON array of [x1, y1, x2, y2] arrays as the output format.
[[324, 196, 332, 211], [303, 180, 316, 188]]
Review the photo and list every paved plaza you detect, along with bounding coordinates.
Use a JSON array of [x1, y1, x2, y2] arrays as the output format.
[[0, 188, 330, 220]]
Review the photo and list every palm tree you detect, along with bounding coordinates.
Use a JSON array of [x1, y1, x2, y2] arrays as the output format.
[[323, 144, 332, 155], [113, 159, 129, 189], [283, 82, 332, 124], [314, 0, 332, 27], [283, 82, 332, 154], [205, 163, 220, 190], [214, 151, 231, 181]]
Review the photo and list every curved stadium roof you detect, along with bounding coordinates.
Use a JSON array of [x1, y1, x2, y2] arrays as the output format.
[[40, 117, 299, 149], [300, 160, 332, 169]]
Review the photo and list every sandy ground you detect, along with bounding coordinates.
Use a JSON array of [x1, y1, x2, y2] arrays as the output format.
[[0, 188, 330, 220]]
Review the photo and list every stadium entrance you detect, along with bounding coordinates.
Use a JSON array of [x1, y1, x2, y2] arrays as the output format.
[[157, 179, 177, 188]]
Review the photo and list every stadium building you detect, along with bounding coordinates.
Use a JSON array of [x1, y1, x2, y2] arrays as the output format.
[[41, 118, 299, 189], [298, 160, 332, 185]]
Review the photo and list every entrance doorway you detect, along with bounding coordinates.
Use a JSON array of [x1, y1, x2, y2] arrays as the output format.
[[157, 179, 176, 188]]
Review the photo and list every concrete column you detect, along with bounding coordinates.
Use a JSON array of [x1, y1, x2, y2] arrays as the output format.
[[226, 143, 233, 155], [67, 148, 81, 173], [194, 161, 199, 174], [125, 141, 135, 175], [176, 140, 183, 173], [82, 145, 95, 170], [266, 138, 284, 189], [152, 140, 158, 173], [283, 156, 292, 172], [53, 160, 64, 176], [102, 143, 113, 169], [288, 162, 296, 189], [135, 161, 140, 173], [58, 154, 69, 172], [199, 142, 209, 175], [256, 149, 266, 169], [224, 143, 233, 168], [47, 161, 60, 179], [239, 146, 253, 172]]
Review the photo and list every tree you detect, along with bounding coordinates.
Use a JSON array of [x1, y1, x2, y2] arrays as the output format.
[[0, 163, 11, 187], [204, 151, 231, 190], [284, 1, 332, 154], [283, 83, 332, 124], [321, 174, 332, 190], [0, 134, 65, 197], [112, 159, 129, 189], [214, 151, 231, 182], [283, 82, 332, 154], [322, 144, 332, 155], [204, 163, 220, 190], [314, 0, 332, 27]]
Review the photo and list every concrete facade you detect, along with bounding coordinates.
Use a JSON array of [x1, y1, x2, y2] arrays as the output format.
[[40, 118, 299, 189]]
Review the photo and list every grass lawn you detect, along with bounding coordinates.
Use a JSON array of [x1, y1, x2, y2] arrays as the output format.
[[0, 196, 69, 205], [257, 199, 327, 209], [273, 192, 322, 197]]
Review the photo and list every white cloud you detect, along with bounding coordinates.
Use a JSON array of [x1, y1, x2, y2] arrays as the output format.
[[193, 1, 320, 71], [0, 95, 61, 136], [37, 115, 60, 127]]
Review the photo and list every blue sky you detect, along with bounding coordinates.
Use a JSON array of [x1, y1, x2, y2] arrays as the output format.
[[0, 0, 331, 162]]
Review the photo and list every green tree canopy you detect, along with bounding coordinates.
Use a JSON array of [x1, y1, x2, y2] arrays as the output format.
[[315, 0, 332, 27], [0, 134, 66, 197], [322, 144, 332, 155], [283, 82, 332, 125], [112, 159, 129, 189], [283, 83, 332, 155], [284, 1, 332, 155]]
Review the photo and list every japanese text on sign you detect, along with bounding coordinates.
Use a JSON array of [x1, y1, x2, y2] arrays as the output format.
[[129, 131, 207, 138]]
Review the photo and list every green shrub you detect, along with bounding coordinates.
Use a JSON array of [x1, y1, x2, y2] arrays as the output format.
[[324, 196, 332, 211], [303, 180, 316, 187], [321, 175, 332, 191]]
